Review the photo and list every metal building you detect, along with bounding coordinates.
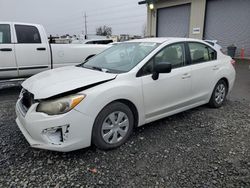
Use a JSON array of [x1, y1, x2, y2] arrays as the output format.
[[143, 0, 250, 58]]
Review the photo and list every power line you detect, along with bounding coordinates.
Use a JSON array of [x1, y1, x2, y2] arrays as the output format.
[[87, 14, 145, 23], [84, 2, 144, 15], [44, 3, 145, 25], [44, 1, 146, 36], [46, 13, 146, 28], [49, 17, 145, 32], [87, 19, 146, 27], [46, 4, 145, 27]]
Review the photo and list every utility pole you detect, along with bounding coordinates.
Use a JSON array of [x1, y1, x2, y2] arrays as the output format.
[[83, 12, 87, 39]]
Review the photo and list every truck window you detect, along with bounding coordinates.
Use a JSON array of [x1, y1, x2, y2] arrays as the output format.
[[0, 24, 11, 44], [15, 25, 41, 43], [85, 40, 113, 44]]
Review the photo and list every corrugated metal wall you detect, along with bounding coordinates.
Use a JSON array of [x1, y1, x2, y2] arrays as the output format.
[[157, 4, 191, 37], [204, 0, 250, 58]]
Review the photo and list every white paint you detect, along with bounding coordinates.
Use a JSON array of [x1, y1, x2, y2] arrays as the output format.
[[0, 32, 3, 43], [22, 66, 117, 99]]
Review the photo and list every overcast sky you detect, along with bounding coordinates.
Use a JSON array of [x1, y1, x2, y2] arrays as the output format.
[[0, 0, 147, 36]]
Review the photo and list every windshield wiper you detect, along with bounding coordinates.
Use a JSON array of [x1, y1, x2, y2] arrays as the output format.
[[80, 65, 124, 74], [76, 59, 89, 67], [83, 65, 103, 72], [91, 66, 103, 71]]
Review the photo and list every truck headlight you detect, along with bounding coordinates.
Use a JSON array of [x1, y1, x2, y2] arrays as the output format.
[[37, 94, 85, 115]]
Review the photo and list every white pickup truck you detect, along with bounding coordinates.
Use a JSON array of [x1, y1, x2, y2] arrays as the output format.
[[0, 22, 109, 81]]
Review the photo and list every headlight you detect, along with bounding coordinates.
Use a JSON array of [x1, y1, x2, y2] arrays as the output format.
[[36, 94, 85, 115]]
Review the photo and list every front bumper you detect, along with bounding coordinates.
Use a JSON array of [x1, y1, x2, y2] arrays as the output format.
[[15, 99, 95, 152]]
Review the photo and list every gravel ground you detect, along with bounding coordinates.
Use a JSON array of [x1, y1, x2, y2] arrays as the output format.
[[0, 61, 250, 187]]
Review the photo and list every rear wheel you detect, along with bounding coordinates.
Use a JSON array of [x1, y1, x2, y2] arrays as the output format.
[[209, 80, 228, 108], [92, 102, 134, 150]]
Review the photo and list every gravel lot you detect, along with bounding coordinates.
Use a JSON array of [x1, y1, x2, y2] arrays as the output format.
[[0, 61, 250, 187]]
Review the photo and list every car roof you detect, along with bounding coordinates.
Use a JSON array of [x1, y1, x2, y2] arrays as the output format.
[[126, 37, 205, 44]]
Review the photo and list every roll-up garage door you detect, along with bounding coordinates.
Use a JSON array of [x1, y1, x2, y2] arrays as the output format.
[[205, 0, 250, 58], [157, 4, 191, 37]]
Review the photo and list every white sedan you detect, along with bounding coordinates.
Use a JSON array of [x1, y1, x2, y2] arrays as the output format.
[[15, 38, 236, 152]]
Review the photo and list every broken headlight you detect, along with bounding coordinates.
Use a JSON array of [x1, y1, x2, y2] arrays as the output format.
[[37, 94, 85, 115]]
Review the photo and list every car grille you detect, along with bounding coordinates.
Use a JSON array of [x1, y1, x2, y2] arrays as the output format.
[[21, 90, 34, 112]]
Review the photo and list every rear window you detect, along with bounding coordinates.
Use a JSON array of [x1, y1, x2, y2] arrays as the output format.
[[15, 25, 41, 43], [0, 24, 11, 44]]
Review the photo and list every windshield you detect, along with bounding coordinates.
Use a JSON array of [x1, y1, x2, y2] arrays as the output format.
[[81, 42, 159, 73]]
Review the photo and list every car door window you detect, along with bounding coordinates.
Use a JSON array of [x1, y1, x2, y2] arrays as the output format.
[[140, 43, 185, 76], [188, 42, 217, 64], [15, 25, 41, 43], [0, 24, 11, 44], [208, 47, 217, 60]]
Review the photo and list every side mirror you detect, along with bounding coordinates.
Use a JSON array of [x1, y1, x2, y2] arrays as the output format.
[[152, 62, 172, 80]]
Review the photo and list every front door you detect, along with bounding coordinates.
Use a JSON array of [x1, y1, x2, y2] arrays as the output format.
[[139, 43, 192, 122], [0, 24, 18, 79]]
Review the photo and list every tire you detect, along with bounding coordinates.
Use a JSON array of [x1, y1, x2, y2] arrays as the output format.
[[92, 102, 134, 150], [208, 80, 228, 108]]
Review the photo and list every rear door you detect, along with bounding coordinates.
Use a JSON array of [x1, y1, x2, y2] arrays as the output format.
[[14, 24, 50, 77], [0, 24, 18, 79], [187, 42, 219, 103]]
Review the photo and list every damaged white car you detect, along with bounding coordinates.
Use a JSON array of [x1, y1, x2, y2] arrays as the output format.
[[16, 38, 235, 152]]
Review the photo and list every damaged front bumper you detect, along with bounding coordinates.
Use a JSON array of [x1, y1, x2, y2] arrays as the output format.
[[15, 99, 95, 152]]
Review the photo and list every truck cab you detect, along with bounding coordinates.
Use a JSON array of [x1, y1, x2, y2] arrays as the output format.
[[0, 22, 109, 82], [0, 22, 50, 80]]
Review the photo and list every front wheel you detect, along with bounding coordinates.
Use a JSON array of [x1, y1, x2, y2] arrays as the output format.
[[209, 80, 228, 108], [92, 102, 134, 150]]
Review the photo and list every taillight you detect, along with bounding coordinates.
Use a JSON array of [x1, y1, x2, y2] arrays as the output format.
[[230, 59, 236, 67]]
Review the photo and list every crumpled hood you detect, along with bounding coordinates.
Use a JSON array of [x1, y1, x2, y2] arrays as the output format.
[[22, 66, 117, 99]]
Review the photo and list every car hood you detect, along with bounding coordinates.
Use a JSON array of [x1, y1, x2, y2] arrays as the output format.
[[22, 66, 117, 99]]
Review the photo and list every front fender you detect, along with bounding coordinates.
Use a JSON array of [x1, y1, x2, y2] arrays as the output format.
[[75, 77, 145, 126]]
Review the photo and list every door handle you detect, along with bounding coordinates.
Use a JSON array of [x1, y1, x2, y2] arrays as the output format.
[[213, 65, 219, 70], [0, 48, 12, 52], [36, 47, 46, 51], [182, 73, 191, 79]]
